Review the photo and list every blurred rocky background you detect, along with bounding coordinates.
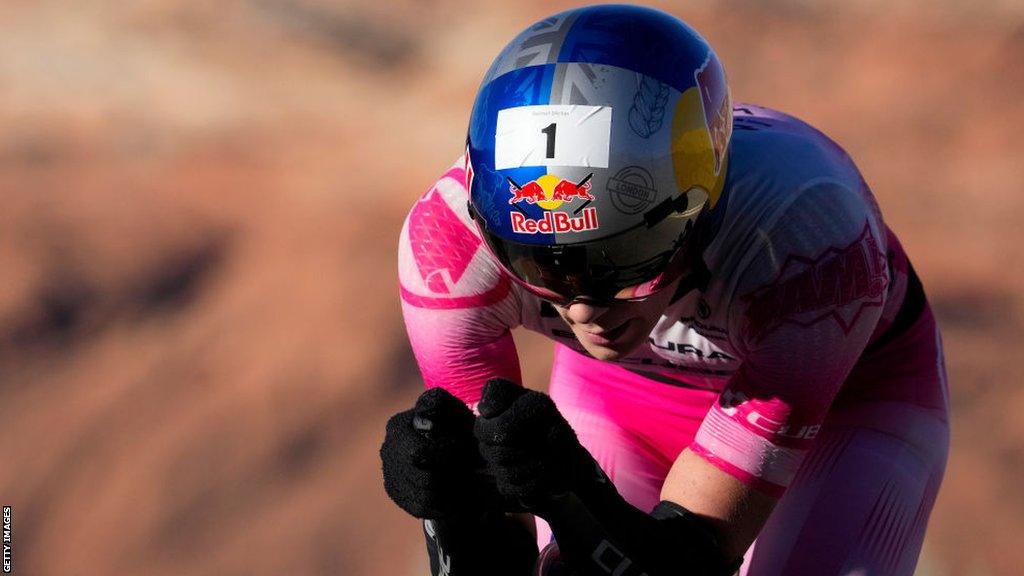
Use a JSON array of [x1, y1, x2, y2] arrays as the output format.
[[0, 0, 1021, 574]]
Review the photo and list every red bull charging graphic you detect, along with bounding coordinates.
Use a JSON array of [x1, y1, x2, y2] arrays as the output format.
[[507, 173, 599, 234], [695, 55, 731, 176]]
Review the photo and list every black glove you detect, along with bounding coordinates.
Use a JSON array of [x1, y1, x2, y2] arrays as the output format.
[[381, 387, 496, 519], [474, 378, 608, 511], [381, 386, 540, 576]]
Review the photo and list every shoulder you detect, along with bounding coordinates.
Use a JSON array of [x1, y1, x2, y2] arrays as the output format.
[[704, 102, 886, 274], [731, 104, 857, 167], [398, 156, 519, 312], [700, 105, 891, 349], [725, 104, 868, 205]]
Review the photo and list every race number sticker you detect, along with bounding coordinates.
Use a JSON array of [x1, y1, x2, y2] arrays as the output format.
[[495, 105, 611, 170]]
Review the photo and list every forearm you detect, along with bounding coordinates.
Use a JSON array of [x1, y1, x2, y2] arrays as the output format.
[[473, 379, 746, 576], [537, 489, 741, 576], [660, 448, 779, 560], [532, 448, 742, 576]]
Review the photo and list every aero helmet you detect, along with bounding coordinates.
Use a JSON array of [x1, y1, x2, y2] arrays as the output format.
[[466, 4, 732, 303]]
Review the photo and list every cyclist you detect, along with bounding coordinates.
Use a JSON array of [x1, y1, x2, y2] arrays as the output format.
[[381, 5, 949, 575]]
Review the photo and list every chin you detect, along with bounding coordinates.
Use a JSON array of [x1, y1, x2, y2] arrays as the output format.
[[582, 344, 623, 361]]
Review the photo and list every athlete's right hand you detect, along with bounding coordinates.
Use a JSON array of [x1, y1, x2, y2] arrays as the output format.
[[380, 387, 497, 519]]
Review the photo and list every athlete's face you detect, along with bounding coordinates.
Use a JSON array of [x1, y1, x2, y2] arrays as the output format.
[[551, 276, 682, 361]]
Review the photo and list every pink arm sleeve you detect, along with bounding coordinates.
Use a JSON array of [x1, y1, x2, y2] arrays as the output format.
[[398, 160, 523, 406], [691, 181, 890, 496]]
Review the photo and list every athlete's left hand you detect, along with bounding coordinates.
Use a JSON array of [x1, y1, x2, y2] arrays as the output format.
[[473, 378, 607, 511]]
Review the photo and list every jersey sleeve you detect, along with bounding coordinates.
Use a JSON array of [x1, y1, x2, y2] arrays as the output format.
[[398, 159, 524, 406], [690, 179, 891, 497]]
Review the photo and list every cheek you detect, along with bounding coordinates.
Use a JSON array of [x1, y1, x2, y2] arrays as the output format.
[[633, 298, 670, 322], [609, 317, 655, 356], [628, 311, 661, 339], [625, 299, 673, 337]]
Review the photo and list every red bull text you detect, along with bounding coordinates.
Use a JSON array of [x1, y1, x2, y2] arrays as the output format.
[[511, 208, 599, 234], [508, 173, 599, 234]]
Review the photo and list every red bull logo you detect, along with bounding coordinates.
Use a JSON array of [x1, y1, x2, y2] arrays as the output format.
[[695, 55, 731, 176], [507, 173, 599, 234], [508, 173, 595, 207]]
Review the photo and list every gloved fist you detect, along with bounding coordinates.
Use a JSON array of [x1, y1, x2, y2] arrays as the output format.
[[474, 378, 606, 511], [380, 387, 496, 519]]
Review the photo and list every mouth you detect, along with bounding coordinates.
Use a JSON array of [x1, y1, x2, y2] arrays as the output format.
[[580, 319, 633, 346]]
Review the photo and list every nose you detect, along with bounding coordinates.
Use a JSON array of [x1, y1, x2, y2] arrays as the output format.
[[563, 298, 608, 325]]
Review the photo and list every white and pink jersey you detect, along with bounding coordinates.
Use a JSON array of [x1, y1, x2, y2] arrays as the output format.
[[398, 104, 949, 500]]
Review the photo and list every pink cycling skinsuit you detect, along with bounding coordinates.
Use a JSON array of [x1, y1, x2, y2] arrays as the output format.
[[398, 104, 950, 576]]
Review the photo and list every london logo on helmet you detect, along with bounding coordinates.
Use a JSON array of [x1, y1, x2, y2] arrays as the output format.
[[507, 173, 599, 234], [608, 166, 657, 215]]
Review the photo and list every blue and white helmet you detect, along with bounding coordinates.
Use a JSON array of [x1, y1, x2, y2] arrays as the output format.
[[465, 4, 731, 303]]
